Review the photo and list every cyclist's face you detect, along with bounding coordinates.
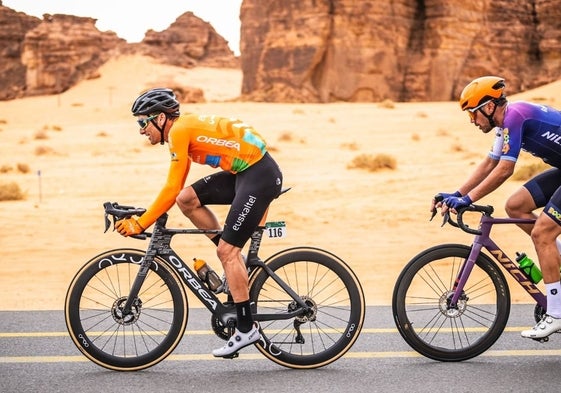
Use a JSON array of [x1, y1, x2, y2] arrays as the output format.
[[138, 115, 161, 144], [468, 105, 494, 134]]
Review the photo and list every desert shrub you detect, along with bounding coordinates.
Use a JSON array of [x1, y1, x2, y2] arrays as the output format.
[[35, 146, 54, 155], [0, 164, 12, 173], [377, 99, 395, 109], [411, 133, 420, 141], [450, 142, 465, 152], [17, 163, 30, 174], [512, 161, 550, 181], [0, 182, 25, 201], [34, 130, 49, 140], [348, 153, 397, 172], [278, 132, 293, 142], [97, 131, 108, 137], [340, 142, 359, 151]]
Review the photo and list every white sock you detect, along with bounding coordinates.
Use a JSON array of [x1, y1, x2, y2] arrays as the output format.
[[546, 282, 561, 318], [557, 239, 561, 254]]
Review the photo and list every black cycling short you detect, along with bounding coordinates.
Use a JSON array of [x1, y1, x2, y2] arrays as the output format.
[[524, 167, 561, 225], [190, 152, 283, 248]]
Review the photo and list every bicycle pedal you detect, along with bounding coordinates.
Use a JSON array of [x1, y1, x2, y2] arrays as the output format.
[[531, 336, 549, 343]]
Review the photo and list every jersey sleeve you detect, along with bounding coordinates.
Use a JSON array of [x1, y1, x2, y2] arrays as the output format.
[[137, 127, 191, 229]]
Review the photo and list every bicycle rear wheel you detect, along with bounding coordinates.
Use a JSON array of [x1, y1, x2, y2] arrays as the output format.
[[65, 249, 188, 371], [249, 247, 365, 369], [392, 244, 510, 361]]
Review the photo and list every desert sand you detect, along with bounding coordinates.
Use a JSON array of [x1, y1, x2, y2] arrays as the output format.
[[1, 54, 560, 311]]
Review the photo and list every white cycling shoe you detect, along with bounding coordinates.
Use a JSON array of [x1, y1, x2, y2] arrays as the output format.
[[521, 314, 561, 339], [212, 323, 261, 357]]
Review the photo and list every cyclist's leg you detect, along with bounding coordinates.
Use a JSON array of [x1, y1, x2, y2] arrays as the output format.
[[220, 153, 282, 300], [506, 168, 561, 235], [176, 172, 236, 243], [522, 176, 561, 338], [213, 154, 282, 356]]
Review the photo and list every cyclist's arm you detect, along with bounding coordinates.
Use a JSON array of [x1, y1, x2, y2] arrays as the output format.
[[456, 155, 499, 198], [137, 128, 191, 229], [461, 158, 515, 202]]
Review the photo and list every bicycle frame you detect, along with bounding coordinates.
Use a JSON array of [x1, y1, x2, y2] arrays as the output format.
[[449, 214, 547, 308], [120, 212, 312, 323]]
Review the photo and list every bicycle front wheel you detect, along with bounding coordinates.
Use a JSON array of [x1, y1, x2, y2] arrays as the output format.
[[392, 244, 510, 361], [65, 249, 188, 371], [249, 247, 365, 369]]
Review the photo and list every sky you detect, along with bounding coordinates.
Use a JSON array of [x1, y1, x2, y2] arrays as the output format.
[[3, 0, 243, 55]]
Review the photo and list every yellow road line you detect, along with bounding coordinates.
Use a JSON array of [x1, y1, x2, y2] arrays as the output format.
[[0, 326, 532, 338], [3, 349, 561, 364]]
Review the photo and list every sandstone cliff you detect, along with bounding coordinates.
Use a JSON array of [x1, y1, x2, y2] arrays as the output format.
[[240, 0, 561, 102], [21, 14, 124, 96], [0, 3, 237, 100], [0, 5, 41, 100]]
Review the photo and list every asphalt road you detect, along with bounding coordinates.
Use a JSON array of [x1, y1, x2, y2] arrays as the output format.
[[2, 305, 561, 393]]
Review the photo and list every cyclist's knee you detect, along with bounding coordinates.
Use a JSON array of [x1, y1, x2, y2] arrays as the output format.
[[216, 241, 241, 265], [176, 187, 199, 214], [505, 188, 534, 218], [531, 215, 558, 246]]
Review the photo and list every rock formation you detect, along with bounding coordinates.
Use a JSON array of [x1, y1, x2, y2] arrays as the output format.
[[137, 12, 239, 69], [21, 14, 124, 96], [240, 0, 561, 102], [0, 4, 41, 100], [0, 3, 237, 100]]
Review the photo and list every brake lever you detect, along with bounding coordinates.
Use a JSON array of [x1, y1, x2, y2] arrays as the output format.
[[430, 193, 445, 222], [441, 211, 450, 227], [104, 212, 111, 233]]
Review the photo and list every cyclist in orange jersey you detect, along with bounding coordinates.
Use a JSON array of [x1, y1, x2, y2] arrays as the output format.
[[115, 88, 283, 357]]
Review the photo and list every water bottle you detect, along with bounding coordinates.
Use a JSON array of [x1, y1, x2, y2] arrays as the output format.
[[515, 252, 542, 284], [193, 258, 222, 292]]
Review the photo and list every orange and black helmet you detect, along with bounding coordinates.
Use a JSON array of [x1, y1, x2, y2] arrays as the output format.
[[459, 76, 506, 111]]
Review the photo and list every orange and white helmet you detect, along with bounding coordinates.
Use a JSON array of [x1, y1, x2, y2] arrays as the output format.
[[459, 76, 506, 111]]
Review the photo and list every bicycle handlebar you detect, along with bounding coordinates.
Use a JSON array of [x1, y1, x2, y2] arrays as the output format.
[[103, 202, 148, 240], [431, 194, 494, 235]]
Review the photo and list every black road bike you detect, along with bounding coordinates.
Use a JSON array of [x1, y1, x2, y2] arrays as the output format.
[[65, 191, 365, 371]]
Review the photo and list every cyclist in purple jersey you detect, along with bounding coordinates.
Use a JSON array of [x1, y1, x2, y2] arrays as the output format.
[[430, 76, 561, 339]]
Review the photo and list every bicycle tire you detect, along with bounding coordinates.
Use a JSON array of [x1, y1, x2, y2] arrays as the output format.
[[392, 244, 510, 361], [249, 247, 365, 369], [65, 249, 188, 371]]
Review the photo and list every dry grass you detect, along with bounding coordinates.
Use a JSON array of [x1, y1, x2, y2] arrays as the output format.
[[512, 161, 550, 181], [341, 142, 359, 151], [0, 182, 25, 201], [17, 163, 30, 173], [34, 130, 49, 140], [377, 99, 395, 109], [347, 153, 397, 172], [35, 146, 55, 155], [0, 163, 32, 173]]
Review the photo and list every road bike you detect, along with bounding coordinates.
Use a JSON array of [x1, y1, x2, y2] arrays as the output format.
[[64, 190, 365, 371], [392, 195, 552, 361]]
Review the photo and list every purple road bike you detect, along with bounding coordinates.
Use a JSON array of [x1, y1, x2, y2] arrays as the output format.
[[392, 196, 550, 361]]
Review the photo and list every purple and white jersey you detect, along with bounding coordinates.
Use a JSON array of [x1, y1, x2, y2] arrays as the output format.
[[489, 101, 561, 168]]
